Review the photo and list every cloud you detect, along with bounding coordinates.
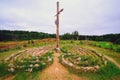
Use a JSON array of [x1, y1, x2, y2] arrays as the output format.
[[0, 0, 120, 35]]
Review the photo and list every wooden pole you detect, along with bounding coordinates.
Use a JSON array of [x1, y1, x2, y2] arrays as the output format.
[[56, 1, 60, 51]]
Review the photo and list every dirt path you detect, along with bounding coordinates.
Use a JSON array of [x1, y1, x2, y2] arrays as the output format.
[[104, 55, 120, 68], [40, 52, 86, 80]]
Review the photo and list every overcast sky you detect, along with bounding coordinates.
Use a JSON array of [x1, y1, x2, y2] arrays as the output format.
[[0, 0, 120, 35]]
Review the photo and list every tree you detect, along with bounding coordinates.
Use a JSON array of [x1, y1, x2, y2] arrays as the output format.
[[61, 33, 72, 40], [72, 31, 79, 40]]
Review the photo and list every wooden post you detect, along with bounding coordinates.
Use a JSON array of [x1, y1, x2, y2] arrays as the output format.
[[55, 2, 63, 52], [56, 1, 60, 51]]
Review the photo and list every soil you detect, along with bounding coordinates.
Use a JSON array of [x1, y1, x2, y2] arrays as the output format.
[[40, 52, 87, 80]]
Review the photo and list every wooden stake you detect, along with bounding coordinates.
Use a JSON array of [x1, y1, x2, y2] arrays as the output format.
[[56, 2, 60, 51]]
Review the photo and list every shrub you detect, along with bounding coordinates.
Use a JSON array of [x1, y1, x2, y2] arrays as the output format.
[[16, 46, 21, 49]]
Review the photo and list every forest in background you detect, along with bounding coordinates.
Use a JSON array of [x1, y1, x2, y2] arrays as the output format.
[[0, 30, 120, 44]]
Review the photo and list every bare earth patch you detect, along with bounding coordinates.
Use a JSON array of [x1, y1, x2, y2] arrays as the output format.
[[40, 52, 87, 80]]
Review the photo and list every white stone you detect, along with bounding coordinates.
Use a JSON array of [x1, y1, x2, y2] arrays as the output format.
[[94, 65, 99, 69], [8, 63, 14, 67], [10, 67, 15, 72], [48, 57, 52, 61], [68, 63, 73, 67], [75, 66, 81, 69], [76, 57, 81, 61], [34, 64, 39, 67], [29, 64, 33, 67], [104, 60, 107, 65]]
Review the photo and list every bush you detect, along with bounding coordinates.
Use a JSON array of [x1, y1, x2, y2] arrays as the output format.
[[16, 46, 21, 49]]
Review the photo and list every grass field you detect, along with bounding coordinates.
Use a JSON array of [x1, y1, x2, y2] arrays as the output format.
[[60, 40, 120, 80], [0, 39, 120, 80], [88, 41, 120, 52]]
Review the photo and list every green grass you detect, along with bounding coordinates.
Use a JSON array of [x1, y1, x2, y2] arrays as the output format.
[[13, 71, 40, 80], [0, 40, 55, 61], [0, 40, 120, 80], [9, 51, 54, 80], [0, 49, 54, 79], [60, 40, 120, 80], [80, 44, 120, 65], [0, 49, 24, 60], [89, 41, 120, 52], [60, 40, 120, 65], [68, 61, 120, 80], [79, 41, 120, 66], [13, 71, 29, 80], [0, 61, 10, 77]]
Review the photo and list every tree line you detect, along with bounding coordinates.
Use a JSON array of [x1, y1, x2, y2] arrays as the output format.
[[61, 31, 120, 44], [0, 30, 56, 41], [0, 30, 120, 44]]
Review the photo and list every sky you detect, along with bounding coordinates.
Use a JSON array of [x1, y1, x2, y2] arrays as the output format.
[[0, 0, 120, 35]]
